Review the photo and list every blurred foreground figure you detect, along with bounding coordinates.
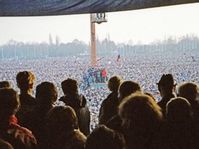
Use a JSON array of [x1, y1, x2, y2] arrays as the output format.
[[119, 93, 163, 149], [0, 88, 37, 149], [0, 81, 11, 89], [85, 125, 126, 149], [0, 139, 14, 149], [163, 97, 198, 149], [45, 106, 86, 149]]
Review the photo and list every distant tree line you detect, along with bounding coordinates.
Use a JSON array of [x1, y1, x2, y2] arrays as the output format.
[[0, 35, 199, 60]]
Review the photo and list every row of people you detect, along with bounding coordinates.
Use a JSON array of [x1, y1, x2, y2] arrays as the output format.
[[1, 71, 199, 149]]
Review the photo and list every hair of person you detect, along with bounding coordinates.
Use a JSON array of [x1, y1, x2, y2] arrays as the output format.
[[119, 80, 141, 100], [157, 74, 175, 94], [36, 81, 57, 105], [144, 92, 157, 101], [61, 78, 78, 95], [16, 71, 35, 90], [0, 139, 14, 149], [166, 97, 192, 123], [0, 81, 11, 89], [85, 125, 126, 149], [46, 106, 78, 135], [177, 82, 199, 102], [108, 76, 122, 92], [119, 93, 163, 129], [0, 88, 20, 118], [157, 74, 175, 87]]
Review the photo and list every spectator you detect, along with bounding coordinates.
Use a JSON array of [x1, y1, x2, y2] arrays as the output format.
[[85, 125, 126, 149], [59, 78, 90, 136], [118, 80, 141, 101], [164, 97, 196, 149], [157, 74, 176, 116], [106, 80, 141, 132], [177, 82, 199, 122], [0, 88, 37, 149], [99, 76, 122, 124], [16, 71, 37, 128], [45, 106, 86, 149], [119, 93, 163, 149], [30, 81, 57, 148], [0, 81, 11, 89]]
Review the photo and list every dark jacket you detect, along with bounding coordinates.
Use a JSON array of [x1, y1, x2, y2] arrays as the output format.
[[28, 104, 53, 149], [16, 93, 37, 128], [158, 93, 175, 116], [46, 129, 86, 149], [162, 121, 197, 149], [99, 92, 119, 125], [59, 94, 90, 136], [106, 114, 123, 133]]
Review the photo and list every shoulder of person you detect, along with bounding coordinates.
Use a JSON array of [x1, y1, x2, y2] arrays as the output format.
[[7, 123, 37, 146]]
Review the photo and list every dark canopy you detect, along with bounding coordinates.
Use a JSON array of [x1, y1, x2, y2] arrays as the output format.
[[0, 0, 198, 16]]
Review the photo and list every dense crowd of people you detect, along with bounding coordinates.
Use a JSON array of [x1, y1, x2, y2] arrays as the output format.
[[0, 50, 199, 149]]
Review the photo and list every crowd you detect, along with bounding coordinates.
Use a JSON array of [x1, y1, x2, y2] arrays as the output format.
[[0, 50, 199, 149], [0, 51, 198, 128]]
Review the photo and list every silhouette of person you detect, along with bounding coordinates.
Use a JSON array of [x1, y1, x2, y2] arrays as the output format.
[[99, 76, 122, 125], [59, 78, 90, 136], [0, 81, 11, 89], [45, 106, 86, 149], [157, 74, 176, 116], [85, 125, 126, 149], [0, 88, 37, 149], [119, 93, 163, 149], [16, 71, 37, 128]]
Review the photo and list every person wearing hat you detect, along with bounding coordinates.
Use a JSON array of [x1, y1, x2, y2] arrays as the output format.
[[157, 74, 176, 117]]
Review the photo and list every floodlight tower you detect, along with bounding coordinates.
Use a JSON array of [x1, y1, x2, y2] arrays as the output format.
[[90, 13, 107, 67]]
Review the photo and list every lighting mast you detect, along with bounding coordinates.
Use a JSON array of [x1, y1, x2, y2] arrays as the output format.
[[90, 13, 107, 67]]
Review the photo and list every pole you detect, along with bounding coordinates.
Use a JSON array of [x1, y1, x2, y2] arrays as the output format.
[[90, 14, 97, 67]]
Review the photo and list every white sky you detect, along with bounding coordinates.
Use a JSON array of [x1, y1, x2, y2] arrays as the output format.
[[0, 3, 199, 45]]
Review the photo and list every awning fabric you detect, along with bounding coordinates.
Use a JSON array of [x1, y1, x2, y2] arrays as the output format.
[[0, 0, 198, 16]]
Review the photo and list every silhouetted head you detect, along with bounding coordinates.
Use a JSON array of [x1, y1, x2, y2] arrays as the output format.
[[166, 97, 192, 123], [177, 82, 199, 103], [16, 71, 35, 93], [0, 88, 20, 119], [0, 81, 11, 89], [119, 81, 141, 100], [61, 78, 78, 95], [119, 93, 163, 130], [85, 125, 125, 149], [46, 106, 78, 134], [108, 76, 122, 92], [36, 82, 57, 105], [157, 74, 175, 96]]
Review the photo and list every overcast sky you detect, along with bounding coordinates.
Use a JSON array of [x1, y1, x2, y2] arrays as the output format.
[[0, 3, 199, 45]]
